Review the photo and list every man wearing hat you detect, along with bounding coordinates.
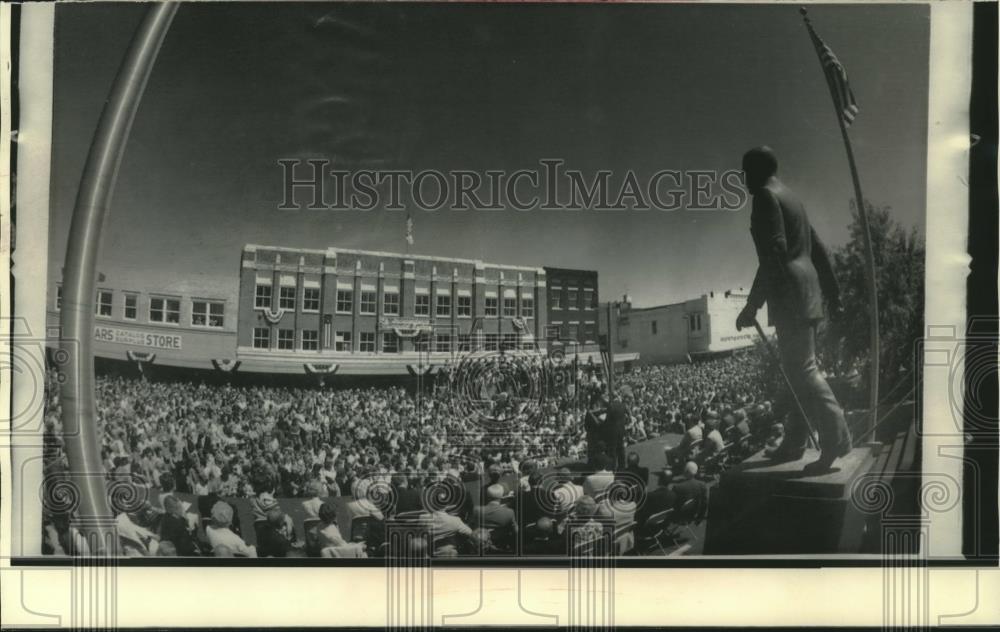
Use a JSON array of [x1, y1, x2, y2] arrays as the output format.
[[736, 146, 852, 473]]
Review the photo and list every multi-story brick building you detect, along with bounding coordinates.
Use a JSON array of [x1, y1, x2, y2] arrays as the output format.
[[45, 245, 635, 377], [235, 244, 548, 373], [542, 266, 599, 349]]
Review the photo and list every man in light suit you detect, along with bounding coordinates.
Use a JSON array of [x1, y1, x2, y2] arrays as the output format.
[[736, 146, 852, 474]]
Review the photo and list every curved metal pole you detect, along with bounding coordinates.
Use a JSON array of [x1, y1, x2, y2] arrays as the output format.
[[800, 7, 880, 439], [59, 2, 177, 555]]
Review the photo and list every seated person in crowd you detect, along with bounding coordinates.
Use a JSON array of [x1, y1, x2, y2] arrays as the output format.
[[423, 505, 474, 557], [596, 488, 637, 555], [523, 516, 567, 555], [391, 473, 423, 516], [470, 484, 518, 552], [517, 460, 538, 492], [516, 470, 546, 529], [699, 413, 726, 458], [205, 501, 256, 557], [552, 468, 585, 515], [636, 469, 678, 531], [583, 453, 615, 498], [301, 480, 326, 523], [156, 541, 178, 557], [665, 414, 704, 467], [346, 478, 386, 523], [480, 464, 505, 502], [158, 473, 199, 532], [620, 451, 650, 492], [257, 507, 298, 558], [160, 495, 202, 556], [672, 461, 710, 523]]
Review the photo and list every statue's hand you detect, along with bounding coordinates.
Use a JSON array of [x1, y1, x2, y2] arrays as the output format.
[[736, 305, 757, 331]]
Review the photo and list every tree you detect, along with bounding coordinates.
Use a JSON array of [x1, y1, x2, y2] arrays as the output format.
[[820, 201, 926, 402]]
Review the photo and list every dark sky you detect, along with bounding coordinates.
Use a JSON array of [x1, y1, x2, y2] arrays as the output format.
[[48, 2, 929, 305]]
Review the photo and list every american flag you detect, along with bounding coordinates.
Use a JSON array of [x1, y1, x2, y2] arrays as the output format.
[[807, 23, 860, 128]]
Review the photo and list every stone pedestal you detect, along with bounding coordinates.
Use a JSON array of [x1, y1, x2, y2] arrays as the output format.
[[704, 444, 878, 555]]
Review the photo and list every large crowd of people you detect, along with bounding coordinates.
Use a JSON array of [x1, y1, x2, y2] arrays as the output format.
[[41, 350, 782, 557]]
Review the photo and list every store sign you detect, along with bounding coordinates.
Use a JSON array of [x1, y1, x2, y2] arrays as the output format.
[[94, 325, 182, 350]]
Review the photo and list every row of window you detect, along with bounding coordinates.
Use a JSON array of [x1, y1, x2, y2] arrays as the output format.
[[58, 288, 226, 328], [550, 287, 597, 310], [251, 328, 533, 353], [646, 314, 701, 336], [255, 284, 534, 318], [546, 323, 598, 343]]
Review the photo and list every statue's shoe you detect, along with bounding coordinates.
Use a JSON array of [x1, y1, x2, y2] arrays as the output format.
[[764, 442, 807, 463], [801, 437, 853, 475]]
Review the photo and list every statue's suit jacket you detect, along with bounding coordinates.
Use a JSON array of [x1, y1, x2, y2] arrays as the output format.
[[747, 180, 839, 328]]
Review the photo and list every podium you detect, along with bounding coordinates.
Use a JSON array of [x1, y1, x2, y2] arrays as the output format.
[[704, 444, 878, 555]]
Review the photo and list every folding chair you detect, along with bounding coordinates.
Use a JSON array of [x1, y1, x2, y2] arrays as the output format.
[[612, 520, 637, 556], [673, 498, 700, 543], [638, 509, 678, 555], [350, 516, 372, 543]]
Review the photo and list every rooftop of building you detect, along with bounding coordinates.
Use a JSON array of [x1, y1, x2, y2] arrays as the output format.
[[616, 287, 751, 313], [243, 244, 545, 274]]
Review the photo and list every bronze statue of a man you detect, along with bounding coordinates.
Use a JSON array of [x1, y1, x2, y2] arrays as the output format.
[[736, 146, 852, 473]]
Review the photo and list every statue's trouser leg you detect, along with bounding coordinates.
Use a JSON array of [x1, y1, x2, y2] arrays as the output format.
[[775, 321, 851, 451]]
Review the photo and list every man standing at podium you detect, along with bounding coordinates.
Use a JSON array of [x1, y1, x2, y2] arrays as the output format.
[[735, 146, 852, 474]]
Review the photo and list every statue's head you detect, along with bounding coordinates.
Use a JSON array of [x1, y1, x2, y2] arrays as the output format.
[[741, 146, 778, 193]]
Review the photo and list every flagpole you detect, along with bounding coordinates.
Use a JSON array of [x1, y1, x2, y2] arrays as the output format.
[[59, 2, 178, 554], [800, 7, 879, 438]]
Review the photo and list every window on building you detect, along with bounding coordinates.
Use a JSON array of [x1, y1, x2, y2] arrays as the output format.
[[123, 293, 138, 320], [550, 291, 561, 309], [253, 327, 270, 349], [652, 320, 658, 335], [567, 324, 579, 341], [56, 285, 62, 310], [584, 288, 595, 309], [484, 333, 499, 351], [192, 300, 225, 328], [302, 288, 320, 312], [336, 289, 353, 314], [415, 294, 430, 316], [502, 297, 516, 318], [521, 297, 534, 318], [96, 290, 113, 317], [360, 291, 377, 315], [436, 294, 451, 317], [567, 289, 579, 309], [546, 325, 561, 340], [277, 329, 294, 350], [301, 330, 319, 351], [279, 286, 296, 310], [485, 297, 498, 317], [501, 333, 517, 351], [435, 334, 452, 353], [382, 331, 399, 353], [383, 291, 400, 316], [458, 334, 472, 351], [359, 332, 376, 352], [335, 331, 352, 351], [585, 323, 597, 343], [457, 295, 472, 317], [255, 283, 272, 309], [149, 297, 180, 324], [689, 313, 702, 332]]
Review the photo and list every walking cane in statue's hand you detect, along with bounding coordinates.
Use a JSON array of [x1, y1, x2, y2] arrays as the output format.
[[752, 318, 820, 451]]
